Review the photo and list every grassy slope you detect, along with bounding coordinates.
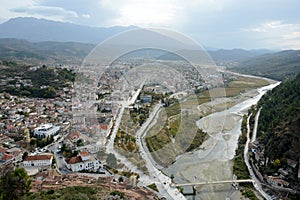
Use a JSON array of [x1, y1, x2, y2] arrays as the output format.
[[25, 186, 126, 200]]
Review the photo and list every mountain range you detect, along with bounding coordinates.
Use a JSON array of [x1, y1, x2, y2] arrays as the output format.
[[0, 17, 136, 44], [0, 17, 299, 80]]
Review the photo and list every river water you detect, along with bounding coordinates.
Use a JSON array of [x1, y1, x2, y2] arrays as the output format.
[[163, 82, 280, 200]]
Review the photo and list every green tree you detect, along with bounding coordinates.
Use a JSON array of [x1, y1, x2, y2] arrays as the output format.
[[274, 159, 281, 167], [171, 174, 174, 180], [178, 186, 184, 193], [106, 153, 118, 168], [43, 86, 56, 98], [29, 138, 37, 146], [0, 168, 31, 200], [22, 152, 28, 161], [76, 139, 84, 147]]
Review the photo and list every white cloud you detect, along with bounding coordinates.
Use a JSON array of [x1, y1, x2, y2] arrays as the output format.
[[0, 0, 83, 22], [98, 0, 232, 27], [242, 20, 300, 49], [82, 14, 90, 19], [249, 28, 267, 33], [0, 0, 35, 22], [99, 0, 182, 27], [283, 31, 300, 40], [11, 6, 79, 18], [244, 20, 298, 32]]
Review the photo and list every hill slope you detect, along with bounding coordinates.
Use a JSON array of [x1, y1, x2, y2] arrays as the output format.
[[231, 50, 300, 80], [209, 48, 273, 64], [258, 74, 300, 159], [157, 49, 272, 63], [256, 74, 300, 189], [0, 38, 94, 64]]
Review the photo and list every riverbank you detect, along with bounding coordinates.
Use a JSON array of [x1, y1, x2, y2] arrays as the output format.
[[162, 81, 280, 200], [145, 74, 270, 167]]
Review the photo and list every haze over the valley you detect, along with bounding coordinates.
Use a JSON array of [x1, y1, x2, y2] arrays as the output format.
[[0, 0, 299, 50]]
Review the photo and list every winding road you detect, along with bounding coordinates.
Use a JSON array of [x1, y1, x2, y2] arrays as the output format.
[[103, 92, 186, 199], [135, 104, 186, 199], [251, 107, 262, 143], [104, 74, 280, 199], [244, 112, 272, 200]]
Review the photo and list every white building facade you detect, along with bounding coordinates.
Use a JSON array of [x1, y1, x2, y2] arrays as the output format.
[[23, 154, 53, 167], [65, 151, 100, 172], [34, 123, 60, 138]]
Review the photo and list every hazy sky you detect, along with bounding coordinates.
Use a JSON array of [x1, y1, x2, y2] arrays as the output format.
[[1, 0, 300, 49]]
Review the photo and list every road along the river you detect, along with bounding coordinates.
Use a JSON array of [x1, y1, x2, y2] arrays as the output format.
[[163, 81, 280, 200], [244, 113, 272, 200]]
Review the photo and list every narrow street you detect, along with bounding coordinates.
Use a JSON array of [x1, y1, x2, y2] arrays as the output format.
[[244, 112, 272, 200], [251, 107, 262, 142]]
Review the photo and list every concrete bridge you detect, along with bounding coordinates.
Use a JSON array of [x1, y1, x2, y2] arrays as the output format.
[[170, 179, 254, 187]]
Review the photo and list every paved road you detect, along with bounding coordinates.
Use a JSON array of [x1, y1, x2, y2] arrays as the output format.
[[135, 104, 186, 199], [244, 113, 272, 200], [47, 127, 73, 174], [106, 101, 185, 199], [104, 105, 148, 177], [251, 107, 262, 143], [97, 87, 152, 182], [172, 179, 254, 187], [99, 84, 185, 199]]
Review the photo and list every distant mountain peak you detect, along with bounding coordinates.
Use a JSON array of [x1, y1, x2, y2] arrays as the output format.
[[0, 17, 137, 44]]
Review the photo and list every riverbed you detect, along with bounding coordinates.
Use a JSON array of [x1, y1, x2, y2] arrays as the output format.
[[162, 82, 280, 200]]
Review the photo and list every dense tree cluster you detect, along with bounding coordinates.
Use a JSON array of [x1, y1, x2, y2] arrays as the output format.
[[255, 74, 300, 189], [129, 107, 149, 126], [257, 73, 300, 160], [106, 153, 118, 169], [0, 62, 75, 98], [0, 168, 31, 200]]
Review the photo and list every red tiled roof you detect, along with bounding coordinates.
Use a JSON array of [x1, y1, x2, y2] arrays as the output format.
[[0, 147, 7, 153], [24, 154, 53, 161], [2, 153, 13, 161], [6, 124, 14, 130], [66, 156, 82, 164], [67, 130, 80, 140], [100, 124, 108, 130], [79, 151, 89, 157]]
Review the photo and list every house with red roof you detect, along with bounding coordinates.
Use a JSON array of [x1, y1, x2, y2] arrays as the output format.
[[65, 151, 100, 172], [1, 153, 13, 162], [23, 154, 53, 167]]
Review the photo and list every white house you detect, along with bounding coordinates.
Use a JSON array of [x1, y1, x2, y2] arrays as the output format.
[[65, 151, 100, 172], [140, 95, 152, 103], [34, 123, 60, 138], [23, 154, 53, 167], [266, 176, 290, 187]]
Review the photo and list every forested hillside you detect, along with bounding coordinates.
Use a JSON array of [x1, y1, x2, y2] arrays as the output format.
[[0, 38, 94, 64], [231, 50, 300, 81], [0, 60, 75, 98], [257, 73, 300, 161]]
